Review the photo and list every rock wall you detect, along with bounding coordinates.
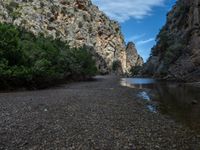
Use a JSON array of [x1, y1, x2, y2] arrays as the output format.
[[143, 0, 200, 81], [126, 42, 143, 72], [0, 0, 129, 74]]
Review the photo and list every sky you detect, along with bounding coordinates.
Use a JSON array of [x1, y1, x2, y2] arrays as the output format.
[[92, 0, 177, 62]]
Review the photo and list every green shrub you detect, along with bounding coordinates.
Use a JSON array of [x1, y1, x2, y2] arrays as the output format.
[[164, 42, 184, 65], [130, 66, 142, 76], [156, 28, 171, 50], [112, 60, 122, 71], [0, 23, 97, 89], [174, 2, 190, 18], [154, 24, 185, 69]]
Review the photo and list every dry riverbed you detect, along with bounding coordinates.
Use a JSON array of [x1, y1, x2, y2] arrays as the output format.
[[0, 76, 199, 150]]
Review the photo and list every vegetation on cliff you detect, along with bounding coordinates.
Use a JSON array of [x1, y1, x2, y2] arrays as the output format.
[[130, 66, 143, 76], [0, 0, 128, 74], [151, 27, 186, 71], [0, 23, 97, 89], [143, 0, 200, 81]]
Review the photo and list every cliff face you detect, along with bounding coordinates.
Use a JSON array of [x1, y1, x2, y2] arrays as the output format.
[[0, 0, 129, 74], [126, 42, 143, 72], [143, 0, 200, 81]]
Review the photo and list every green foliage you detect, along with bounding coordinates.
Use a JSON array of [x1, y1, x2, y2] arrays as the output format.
[[0, 24, 22, 66], [156, 28, 169, 42], [0, 23, 97, 89], [174, 2, 190, 19], [154, 25, 185, 69], [112, 60, 122, 71], [156, 28, 172, 51], [151, 27, 171, 57], [130, 66, 142, 76], [6, 2, 16, 12], [164, 42, 184, 65], [149, 1, 189, 76]]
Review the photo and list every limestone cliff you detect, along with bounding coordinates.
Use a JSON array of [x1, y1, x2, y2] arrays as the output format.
[[126, 42, 143, 72], [143, 0, 200, 81], [0, 0, 129, 74]]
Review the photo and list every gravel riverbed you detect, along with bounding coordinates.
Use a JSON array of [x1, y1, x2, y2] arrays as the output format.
[[0, 76, 199, 150]]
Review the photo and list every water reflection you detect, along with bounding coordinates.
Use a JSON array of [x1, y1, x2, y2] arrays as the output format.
[[147, 105, 157, 113], [121, 78, 156, 89], [137, 91, 151, 101], [121, 78, 200, 133]]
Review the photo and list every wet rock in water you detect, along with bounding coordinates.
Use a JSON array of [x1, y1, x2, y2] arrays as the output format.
[[137, 91, 151, 101], [147, 105, 157, 113], [192, 100, 198, 104]]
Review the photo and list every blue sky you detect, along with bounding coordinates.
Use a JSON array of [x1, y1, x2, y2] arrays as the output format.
[[92, 0, 176, 62]]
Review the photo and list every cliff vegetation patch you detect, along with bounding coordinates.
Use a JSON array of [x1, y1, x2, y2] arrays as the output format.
[[0, 23, 97, 89]]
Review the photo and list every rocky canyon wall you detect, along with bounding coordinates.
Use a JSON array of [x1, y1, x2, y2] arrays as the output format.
[[0, 0, 132, 74], [143, 0, 200, 81]]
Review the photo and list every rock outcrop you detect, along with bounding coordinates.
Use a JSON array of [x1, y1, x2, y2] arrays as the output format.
[[0, 0, 130, 74], [143, 0, 200, 81], [126, 42, 143, 72]]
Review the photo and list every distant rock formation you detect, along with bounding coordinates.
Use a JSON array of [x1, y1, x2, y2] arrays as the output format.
[[143, 0, 200, 81], [126, 42, 144, 72], [0, 0, 133, 74]]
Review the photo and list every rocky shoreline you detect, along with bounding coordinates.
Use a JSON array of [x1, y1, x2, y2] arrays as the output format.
[[0, 75, 199, 149], [186, 82, 200, 88]]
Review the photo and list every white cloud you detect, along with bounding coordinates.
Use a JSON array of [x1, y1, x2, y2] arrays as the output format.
[[127, 34, 145, 42], [136, 38, 155, 45], [92, 0, 165, 22]]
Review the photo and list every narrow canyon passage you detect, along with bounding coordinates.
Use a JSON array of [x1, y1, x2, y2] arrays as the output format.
[[0, 76, 199, 150]]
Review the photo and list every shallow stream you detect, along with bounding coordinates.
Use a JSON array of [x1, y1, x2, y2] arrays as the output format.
[[121, 78, 200, 133]]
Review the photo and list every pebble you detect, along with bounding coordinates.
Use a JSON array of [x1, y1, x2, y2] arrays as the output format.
[[0, 75, 199, 150], [192, 100, 198, 104]]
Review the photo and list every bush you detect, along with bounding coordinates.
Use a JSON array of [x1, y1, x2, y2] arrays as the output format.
[[112, 60, 122, 71], [164, 42, 184, 65], [130, 66, 142, 76], [0, 23, 97, 89], [174, 2, 190, 19], [154, 24, 185, 69]]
